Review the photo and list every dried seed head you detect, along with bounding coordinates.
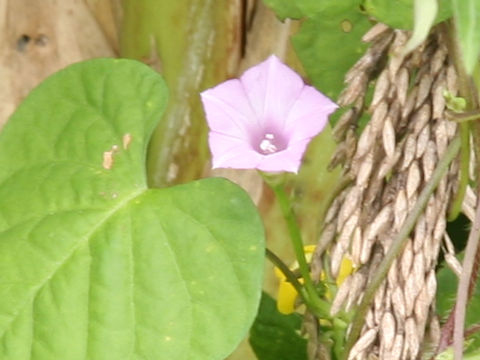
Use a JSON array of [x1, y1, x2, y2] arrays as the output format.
[[400, 242, 413, 282], [425, 269, 437, 304], [370, 101, 389, 136], [389, 334, 404, 360], [432, 71, 446, 119], [433, 203, 447, 240], [382, 117, 396, 158], [388, 31, 409, 78], [377, 151, 400, 179], [337, 208, 360, 250], [331, 275, 353, 316], [430, 45, 447, 76], [364, 176, 384, 206], [380, 312, 396, 351], [362, 23, 391, 42], [412, 103, 432, 135], [339, 72, 369, 106], [394, 190, 408, 230], [422, 142, 437, 181], [429, 315, 441, 347], [404, 274, 419, 316], [374, 282, 386, 323], [447, 63, 458, 95], [415, 73, 434, 108], [317, 221, 337, 253], [404, 317, 420, 359], [360, 234, 375, 264], [325, 196, 342, 223], [387, 259, 398, 289], [434, 121, 449, 158], [395, 68, 409, 106], [348, 329, 378, 360], [401, 87, 419, 120], [413, 215, 427, 253], [338, 187, 363, 228], [414, 287, 429, 336], [406, 160, 422, 199], [346, 269, 368, 311], [401, 134, 417, 170], [366, 308, 376, 329], [413, 252, 425, 289], [351, 226, 363, 266], [371, 71, 391, 108], [333, 108, 357, 142], [416, 124, 431, 159], [322, 25, 458, 360], [392, 286, 406, 322], [356, 123, 375, 159], [357, 150, 375, 187], [329, 145, 348, 170], [364, 204, 393, 244], [331, 242, 347, 279]]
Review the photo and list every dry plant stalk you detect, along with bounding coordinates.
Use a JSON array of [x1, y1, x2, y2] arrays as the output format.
[[311, 24, 461, 360]]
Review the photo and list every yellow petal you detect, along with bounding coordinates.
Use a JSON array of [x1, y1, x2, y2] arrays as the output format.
[[274, 266, 286, 280], [277, 280, 298, 314], [336, 255, 354, 286], [304, 245, 316, 254]]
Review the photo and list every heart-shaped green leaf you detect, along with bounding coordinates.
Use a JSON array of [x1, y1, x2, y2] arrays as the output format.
[[292, 1, 372, 99], [0, 59, 265, 360], [362, 0, 452, 30]]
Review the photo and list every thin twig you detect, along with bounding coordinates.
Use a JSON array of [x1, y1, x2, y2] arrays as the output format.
[[454, 195, 480, 360], [342, 135, 461, 360]]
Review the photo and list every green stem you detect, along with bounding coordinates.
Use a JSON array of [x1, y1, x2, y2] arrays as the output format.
[[265, 248, 306, 301], [270, 183, 331, 318], [449, 122, 470, 220], [447, 109, 480, 122], [342, 135, 461, 360]]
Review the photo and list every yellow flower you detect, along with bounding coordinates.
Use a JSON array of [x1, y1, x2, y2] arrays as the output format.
[[274, 246, 354, 314]]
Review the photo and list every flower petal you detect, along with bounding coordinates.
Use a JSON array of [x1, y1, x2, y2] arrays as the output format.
[[240, 55, 304, 130], [201, 55, 338, 173], [200, 79, 258, 140], [277, 280, 298, 315], [285, 85, 338, 143], [208, 132, 263, 169], [256, 139, 311, 173]]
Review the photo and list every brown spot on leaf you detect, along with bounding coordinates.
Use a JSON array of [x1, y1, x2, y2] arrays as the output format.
[[102, 145, 119, 170], [122, 133, 132, 149]]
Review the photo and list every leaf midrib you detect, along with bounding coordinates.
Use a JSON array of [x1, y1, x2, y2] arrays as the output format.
[[0, 187, 146, 344]]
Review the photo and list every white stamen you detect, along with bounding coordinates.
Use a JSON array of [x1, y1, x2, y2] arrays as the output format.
[[259, 133, 278, 154]]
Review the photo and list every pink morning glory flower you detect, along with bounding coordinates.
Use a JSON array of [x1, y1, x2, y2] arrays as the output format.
[[200, 55, 338, 173]]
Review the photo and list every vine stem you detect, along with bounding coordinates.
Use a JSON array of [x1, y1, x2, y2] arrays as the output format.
[[448, 122, 470, 221], [454, 197, 480, 360], [443, 19, 480, 359], [265, 248, 306, 302], [342, 135, 461, 360], [270, 183, 331, 318], [265, 248, 332, 319]]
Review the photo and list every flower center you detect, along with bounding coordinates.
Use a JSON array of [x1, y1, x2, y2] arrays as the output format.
[[255, 132, 287, 155]]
